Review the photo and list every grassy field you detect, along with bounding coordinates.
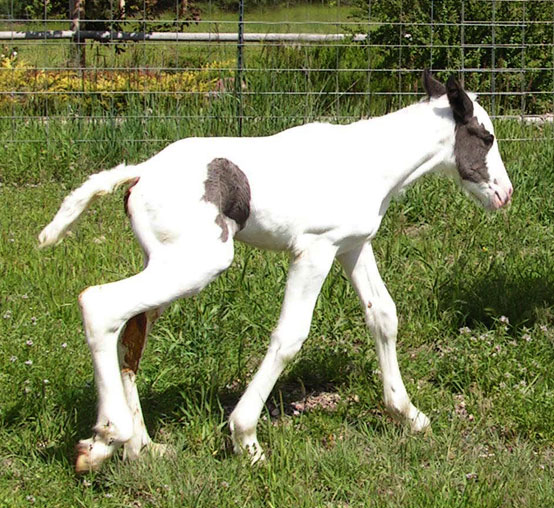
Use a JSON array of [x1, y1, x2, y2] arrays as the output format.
[[1, 3, 554, 507], [1, 114, 553, 506], [1, 2, 353, 31]]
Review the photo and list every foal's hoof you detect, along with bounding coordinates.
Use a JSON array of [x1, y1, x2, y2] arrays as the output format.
[[410, 411, 431, 433], [232, 437, 266, 464], [74, 438, 114, 474], [75, 440, 98, 474], [229, 417, 266, 464], [248, 445, 266, 465], [147, 442, 176, 458], [122, 438, 176, 462]]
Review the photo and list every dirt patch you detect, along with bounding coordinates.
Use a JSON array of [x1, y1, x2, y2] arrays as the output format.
[[290, 391, 342, 414]]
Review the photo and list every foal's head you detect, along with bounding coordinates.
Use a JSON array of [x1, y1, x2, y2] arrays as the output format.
[[423, 71, 513, 210]]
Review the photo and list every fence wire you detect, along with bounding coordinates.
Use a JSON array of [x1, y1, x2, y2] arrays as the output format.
[[0, 0, 552, 147]]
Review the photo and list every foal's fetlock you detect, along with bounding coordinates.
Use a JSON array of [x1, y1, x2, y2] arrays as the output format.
[[93, 418, 132, 444], [385, 401, 431, 433]]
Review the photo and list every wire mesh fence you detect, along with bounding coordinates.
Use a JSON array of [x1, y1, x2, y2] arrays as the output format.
[[0, 0, 552, 149]]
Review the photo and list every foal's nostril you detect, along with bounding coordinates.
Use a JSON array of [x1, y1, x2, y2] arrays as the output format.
[[501, 186, 513, 207], [494, 190, 503, 207]]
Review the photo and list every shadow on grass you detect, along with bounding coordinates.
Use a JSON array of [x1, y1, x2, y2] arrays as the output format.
[[0, 344, 357, 471], [439, 263, 554, 330], [135, 346, 361, 457], [0, 384, 98, 468], [141, 349, 354, 421]]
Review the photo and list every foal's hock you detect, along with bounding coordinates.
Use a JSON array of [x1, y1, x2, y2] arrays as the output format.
[[39, 72, 512, 472]]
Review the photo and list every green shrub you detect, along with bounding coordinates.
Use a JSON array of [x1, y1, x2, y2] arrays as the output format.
[[349, 0, 553, 115]]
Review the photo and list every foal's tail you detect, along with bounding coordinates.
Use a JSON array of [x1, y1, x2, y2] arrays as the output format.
[[38, 163, 142, 248]]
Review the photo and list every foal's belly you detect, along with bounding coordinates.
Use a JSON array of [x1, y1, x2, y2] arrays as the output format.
[[235, 204, 382, 254]]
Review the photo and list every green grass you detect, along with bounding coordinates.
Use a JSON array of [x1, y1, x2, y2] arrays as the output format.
[[1, 118, 553, 506], [1, 1, 353, 72], [1, 3, 553, 505], [1, 2, 353, 31]]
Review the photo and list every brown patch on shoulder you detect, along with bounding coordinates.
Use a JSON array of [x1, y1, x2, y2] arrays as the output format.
[[123, 178, 140, 217], [203, 158, 251, 241], [120, 312, 147, 373]]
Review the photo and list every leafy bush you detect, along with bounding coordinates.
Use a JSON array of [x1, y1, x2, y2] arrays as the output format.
[[5, 0, 200, 28], [0, 0, 67, 19], [349, 0, 553, 115]]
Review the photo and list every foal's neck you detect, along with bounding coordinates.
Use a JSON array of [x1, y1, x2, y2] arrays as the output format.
[[369, 99, 455, 195]]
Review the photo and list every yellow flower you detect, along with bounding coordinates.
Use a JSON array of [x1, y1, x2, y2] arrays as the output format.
[[0, 58, 235, 108]]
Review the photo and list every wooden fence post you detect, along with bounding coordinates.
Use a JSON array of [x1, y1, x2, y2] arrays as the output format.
[[69, 0, 86, 68], [118, 0, 126, 20]]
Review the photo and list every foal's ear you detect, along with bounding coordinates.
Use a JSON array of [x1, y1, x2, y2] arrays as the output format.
[[446, 76, 474, 124], [422, 70, 446, 98]]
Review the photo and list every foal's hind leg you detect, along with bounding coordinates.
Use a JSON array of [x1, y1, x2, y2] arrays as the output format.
[[337, 242, 430, 432], [118, 306, 169, 461], [75, 241, 234, 473]]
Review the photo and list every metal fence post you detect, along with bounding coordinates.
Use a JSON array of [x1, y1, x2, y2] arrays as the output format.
[[491, 0, 496, 115], [236, 0, 245, 137]]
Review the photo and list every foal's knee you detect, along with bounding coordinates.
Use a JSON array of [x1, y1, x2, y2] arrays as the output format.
[[365, 297, 398, 338], [270, 330, 306, 365]]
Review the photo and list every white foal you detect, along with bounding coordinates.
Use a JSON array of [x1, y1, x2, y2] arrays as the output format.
[[39, 72, 512, 471]]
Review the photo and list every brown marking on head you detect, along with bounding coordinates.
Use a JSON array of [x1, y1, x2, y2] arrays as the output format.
[[453, 117, 495, 183], [203, 158, 251, 242], [120, 312, 147, 373], [123, 178, 140, 217], [446, 76, 494, 185]]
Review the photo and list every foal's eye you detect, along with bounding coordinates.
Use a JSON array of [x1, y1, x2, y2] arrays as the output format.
[[484, 133, 494, 147]]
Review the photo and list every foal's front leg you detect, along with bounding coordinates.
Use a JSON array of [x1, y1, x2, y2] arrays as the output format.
[[229, 239, 337, 461], [338, 242, 430, 432]]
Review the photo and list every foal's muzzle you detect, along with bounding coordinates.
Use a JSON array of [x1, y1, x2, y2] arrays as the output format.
[[492, 184, 513, 209]]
